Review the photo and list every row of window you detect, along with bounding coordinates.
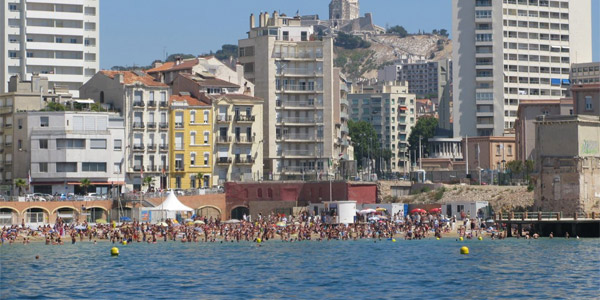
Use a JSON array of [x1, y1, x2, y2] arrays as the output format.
[[503, 19, 569, 30], [503, 53, 570, 65], [503, 0, 569, 9], [504, 31, 569, 42], [504, 64, 570, 75], [37, 138, 116, 150], [503, 42, 569, 53], [38, 162, 107, 173]]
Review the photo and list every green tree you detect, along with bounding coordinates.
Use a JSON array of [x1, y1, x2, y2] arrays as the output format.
[[14, 178, 27, 196], [524, 160, 534, 183], [506, 160, 523, 183], [408, 116, 438, 155], [44, 102, 66, 111], [348, 120, 380, 169], [439, 29, 449, 37], [166, 53, 195, 62], [80, 178, 91, 195], [334, 32, 371, 49], [387, 25, 408, 37], [196, 172, 204, 188], [142, 176, 153, 193], [214, 44, 239, 60]]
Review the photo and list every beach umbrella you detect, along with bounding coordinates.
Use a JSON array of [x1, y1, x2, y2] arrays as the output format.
[[376, 207, 387, 212], [158, 222, 168, 227], [95, 219, 107, 224], [368, 216, 380, 221], [194, 220, 205, 224], [120, 216, 132, 222], [410, 208, 426, 214], [74, 225, 86, 230], [378, 215, 389, 220], [359, 208, 376, 215], [429, 208, 442, 214], [223, 219, 241, 224], [276, 221, 287, 227]]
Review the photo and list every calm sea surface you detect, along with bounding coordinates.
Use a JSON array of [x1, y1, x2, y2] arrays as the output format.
[[1, 238, 598, 299]]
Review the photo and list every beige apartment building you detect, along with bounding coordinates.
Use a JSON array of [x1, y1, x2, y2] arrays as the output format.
[[238, 12, 340, 180], [348, 81, 416, 174]]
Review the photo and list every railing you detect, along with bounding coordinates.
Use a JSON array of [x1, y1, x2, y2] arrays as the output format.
[[146, 165, 157, 172], [133, 101, 145, 107], [282, 149, 316, 156], [277, 134, 320, 140], [273, 52, 324, 59], [278, 68, 324, 76], [147, 144, 156, 151], [175, 122, 184, 129], [217, 157, 232, 164], [133, 122, 144, 129], [159, 102, 168, 108], [235, 156, 255, 164], [494, 211, 595, 221], [277, 84, 323, 92], [217, 115, 231, 122], [217, 136, 230, 143], [133, 144, 144, 151], [277, 117, 323, 124], [234, 115, 255, 122], [276, 100, 322, 107], [133, 165, 143, 171], [234, 136, 254, 143], [147, 122, 156, 129], [159, 122, 168, 129], [282, 166, 324, 173], [148, 101, 156, 107], [159, 144, 168, 151]]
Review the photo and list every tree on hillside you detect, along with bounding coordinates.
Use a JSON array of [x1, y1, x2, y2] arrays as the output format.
[[166, 53, 195, 62], [334, 32, 371, 49], [408, 116, 438, 156], [439, 29, 449, 37], [214, 44, 239, 60], [387, 25, 408, 37]]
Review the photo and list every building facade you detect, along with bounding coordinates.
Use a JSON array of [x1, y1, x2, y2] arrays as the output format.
[[533, 115, 600, 214], [79, 71, 171, 192], [514, 99, 572, 162], [571, 84, 599, 117], [238, 12, 341, 180], [462, 135, 516, 172], [12, 111, 124, 196], [348, 81, 416, 173], [570, 62, 600, 85], [452, 0, 592, 137], [168, 94, 213, 190], [1, 0, 99, 96]]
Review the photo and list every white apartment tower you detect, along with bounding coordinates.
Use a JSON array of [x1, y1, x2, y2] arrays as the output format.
[[238, 12, 338, 180], [453, 0, 592, 137], [1, 0, 99, 97]]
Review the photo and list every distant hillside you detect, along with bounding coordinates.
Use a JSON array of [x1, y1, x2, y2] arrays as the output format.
[[334, 34, 452, 80]]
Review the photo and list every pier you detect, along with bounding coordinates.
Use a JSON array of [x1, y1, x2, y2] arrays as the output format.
[[495, 212, 600, 238]]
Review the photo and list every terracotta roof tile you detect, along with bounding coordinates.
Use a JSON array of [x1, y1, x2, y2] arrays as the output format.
[[146, 59, 198, 73], [170, 94, 210, 107], [100, 70, 167, 87], [181, 73, 240, 88]]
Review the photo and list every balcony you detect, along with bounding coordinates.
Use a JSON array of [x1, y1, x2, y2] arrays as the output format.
[[159, 122, 168, 130], [133, 165, 143, 172], [277, 117, 322, 125], [133, 144, 145, 151], [276, 100, 322, 109], [148, 101, 156, 107], [146, 165, 158, 172], [133, 101, 145, 108], [147, 144, 156, 151], [217, 157, 232, 165], [278, 67, 324, 77], [273, 51, 324, 60], [5, 142, 13, 147], [217, 136, 230, 144], [277, 84, 323, 93], [281, 166, 322, 174], [281, 149, 317, 157], [159, 102, 168, 109], [277, 134, 322, 141], [341, 124, 349, 134], [147, 122, 156, 129], [341, 111, 348, 120], [132, 122, 145, 130], [174, 122, 184, 129], [234, 115, 255, 122], [5, 123, 13, 129], [234, 136, 254, 143], [174, 165, 185, 172], [217, 115, 231, 123], [159, 144, 168, 152], [235, 156, 255, 165]]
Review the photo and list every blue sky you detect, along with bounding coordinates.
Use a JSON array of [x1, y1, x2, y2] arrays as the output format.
[[100, 0, 599, 69]]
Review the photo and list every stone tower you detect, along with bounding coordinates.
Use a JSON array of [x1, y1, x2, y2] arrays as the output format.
[[329, 0, 359, 20]]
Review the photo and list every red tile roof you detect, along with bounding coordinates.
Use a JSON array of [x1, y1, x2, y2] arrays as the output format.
[[100, 70, 167, 87], [170, 94, 210, 107], [181, 73, 240, 88], [146, 59, 199, 73]]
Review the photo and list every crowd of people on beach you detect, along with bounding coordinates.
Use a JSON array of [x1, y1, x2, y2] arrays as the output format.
[[0, 210, 507, 245]]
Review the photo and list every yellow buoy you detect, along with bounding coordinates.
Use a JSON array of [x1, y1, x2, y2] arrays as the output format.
[[459, 237, 464, 241], [111, 247, 119, 256], [436, 237, 440, 240], [392, 239, 396, 242], [478, 236, 483, 241], [256, 238, 262, 243], [122, 240, 127, 245], [460, 246, 469, 255]]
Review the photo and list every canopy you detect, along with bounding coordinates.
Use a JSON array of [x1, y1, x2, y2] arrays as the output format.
[[150, 191, 193, 212]]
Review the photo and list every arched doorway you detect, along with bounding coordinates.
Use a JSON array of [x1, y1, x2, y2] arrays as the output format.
[[54, 207, 79, 224], [196, 206, 221, 221], [0, 208, 19, 225], [24, 208, 49, 225], [230, 206, 249, 220], [86, 207, 108, 223]]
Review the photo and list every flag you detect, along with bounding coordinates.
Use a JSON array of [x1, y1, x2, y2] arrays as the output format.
[[28, 169, 31, 185], [140, 166, 144, 179], [476, 143, 480, 160]]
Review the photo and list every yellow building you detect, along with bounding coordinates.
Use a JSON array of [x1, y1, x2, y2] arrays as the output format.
[[168, 94, 213, 189]]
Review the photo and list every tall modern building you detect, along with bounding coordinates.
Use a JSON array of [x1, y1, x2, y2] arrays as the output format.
[[1, 0, 99, 97], [238, 12, 341, 180], [452, 0, 592, 137]]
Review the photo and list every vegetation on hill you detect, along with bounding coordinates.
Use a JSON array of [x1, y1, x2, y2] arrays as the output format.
[[387, 25, 449, 38], [334, 48, 377, 79], [334, 32, 371, 49]]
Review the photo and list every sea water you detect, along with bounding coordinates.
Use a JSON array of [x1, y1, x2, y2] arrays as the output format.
[[1, 238, 598, 299]]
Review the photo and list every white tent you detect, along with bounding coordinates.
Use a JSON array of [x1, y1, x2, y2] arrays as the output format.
[[151, 191, 193, 212]]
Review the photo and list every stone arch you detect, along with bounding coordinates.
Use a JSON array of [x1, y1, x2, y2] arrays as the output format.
[[85, 206, 109, 222], [22, 207, 51, 224], [51, 205, 80, 215], [230, 205, 249, 220], [196, 205, 222, 221], [21, 206, 50, 216], [0, 207, 20, 225], [53, 206, 80, 224]]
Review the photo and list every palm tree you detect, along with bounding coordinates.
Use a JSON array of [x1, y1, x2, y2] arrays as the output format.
[[80, 178, 91, 195], [196, 172, 204, 188], [143, 176, 153, 193], [14, 178, 27, 196]]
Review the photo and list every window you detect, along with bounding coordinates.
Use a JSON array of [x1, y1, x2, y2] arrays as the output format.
[[9, 4, 18, 11], [82, 163, 107, 172], [496, 145, 501, 156], [190, 110, 196, 123], [39, 139, 48, 149], [175, 176, 181, 189], [585, 96, 593, 111], [508, 145, 513, 156], [40, 117, 49, 127], [204, 131, 209, 144], [190, 175, 196, 189], [204, 152, 209, 165], [39, 163, 48, 173], [203, 111, 209, 123], [190, 132, 196, 145], [190, 153, 196, 166], [9, 52, 17, 58], [161, 92, 167, 102], [57, 139, 85, 149], [475, 10, 492, 18], [175, 154, 184, 170], [476, 34, 492, 42], [114, 139, 122, 150], [56, 162, 77, 172], [90, 139, 107, 149]]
